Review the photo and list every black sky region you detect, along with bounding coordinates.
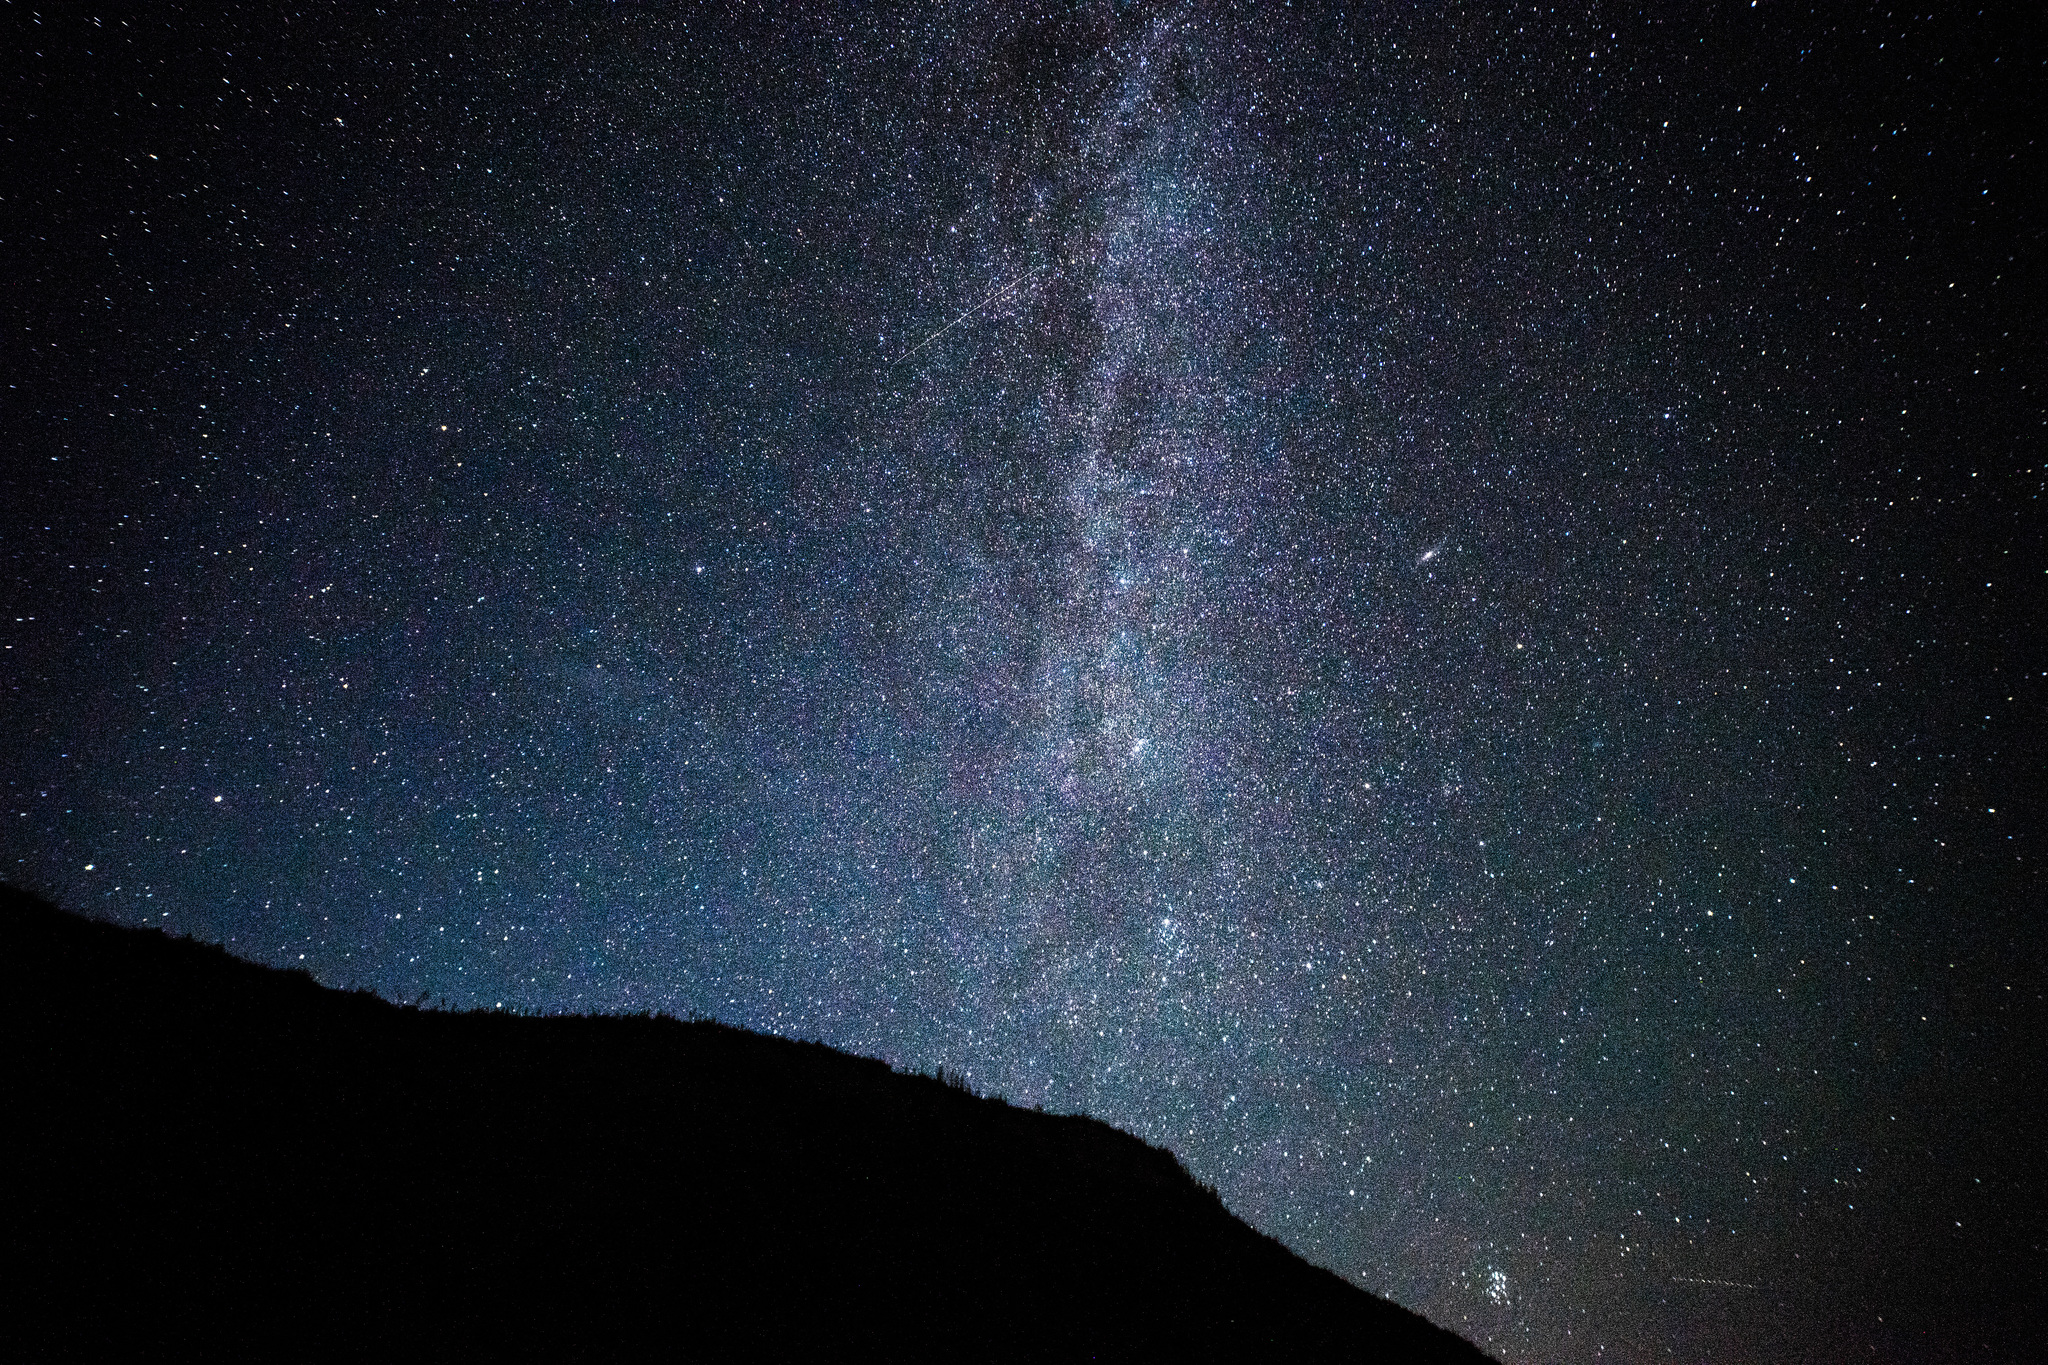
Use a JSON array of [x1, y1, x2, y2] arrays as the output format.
[[4, 4, 2041, 1361]]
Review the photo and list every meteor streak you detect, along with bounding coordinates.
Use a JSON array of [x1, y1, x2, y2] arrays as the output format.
[[890, 261, 1050, 368]]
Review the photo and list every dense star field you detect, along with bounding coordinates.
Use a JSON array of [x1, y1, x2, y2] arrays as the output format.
[[5, 4, 2039, 1360]]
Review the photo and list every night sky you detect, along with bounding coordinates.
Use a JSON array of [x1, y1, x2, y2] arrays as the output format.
[[5, 4, 2040, 1360]]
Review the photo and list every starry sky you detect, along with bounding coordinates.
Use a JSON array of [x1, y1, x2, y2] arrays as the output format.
[[5, 3, 2041, 1360]]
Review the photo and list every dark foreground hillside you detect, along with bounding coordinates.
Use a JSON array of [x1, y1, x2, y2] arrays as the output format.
[[6, 888, 1493, 1363]]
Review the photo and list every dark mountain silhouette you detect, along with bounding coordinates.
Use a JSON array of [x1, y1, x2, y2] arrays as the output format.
[[7, 886, 1494, 1362]]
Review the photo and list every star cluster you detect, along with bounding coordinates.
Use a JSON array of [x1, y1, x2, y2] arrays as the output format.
[[4, 4, 2038, 1361]]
